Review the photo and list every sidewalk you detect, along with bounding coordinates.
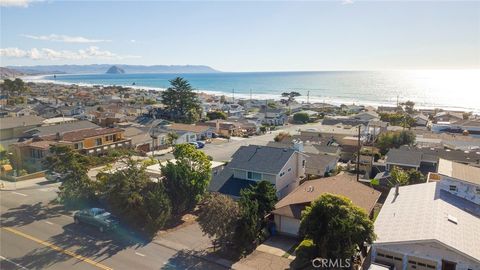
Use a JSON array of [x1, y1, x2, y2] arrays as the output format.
[[0, 176, 53, 191]]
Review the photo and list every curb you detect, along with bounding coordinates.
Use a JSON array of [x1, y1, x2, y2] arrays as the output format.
[[151, 239, 234, 269]]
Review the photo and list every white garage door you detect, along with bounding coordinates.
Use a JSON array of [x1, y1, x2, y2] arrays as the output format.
[[280, 216, 300, 236]]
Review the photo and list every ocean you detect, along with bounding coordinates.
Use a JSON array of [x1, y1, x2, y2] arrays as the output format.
[[37, 70, 480, 113]]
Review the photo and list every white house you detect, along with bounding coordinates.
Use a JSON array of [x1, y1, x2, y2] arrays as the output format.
[[372, 164, 480, 270]]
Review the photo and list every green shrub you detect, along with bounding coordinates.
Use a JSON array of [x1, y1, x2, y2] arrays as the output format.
[[293, 113, 309, 123]]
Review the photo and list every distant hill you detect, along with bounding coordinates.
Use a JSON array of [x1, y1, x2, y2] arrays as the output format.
[[7, 64, 220, 75], [106, 65, 125, 74], [0, 67, 24, 79]]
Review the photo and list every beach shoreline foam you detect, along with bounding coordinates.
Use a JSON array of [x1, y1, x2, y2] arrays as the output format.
[[23, 73, 480, 114]]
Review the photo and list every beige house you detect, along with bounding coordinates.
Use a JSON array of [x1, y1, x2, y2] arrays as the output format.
[[272, 173, 380, 236]]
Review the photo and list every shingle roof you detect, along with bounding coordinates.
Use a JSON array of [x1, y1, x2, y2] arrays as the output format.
[[0, 115, 45, 130], [273, 173, 381, 217], [385, 148, 423, 167], [42, 127, 124, 142], [304, 154, 339, 176], [374, 182, 480, 263], [437, 158, 480, 186], [228, 145, 296, 174], [23, 121, 99, 137], [167, 123, 212, 134]]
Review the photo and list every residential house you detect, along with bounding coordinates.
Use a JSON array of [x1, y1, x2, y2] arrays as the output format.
[[261, 108, 288, 126], [222, 103, 245, 118], [372, 177, 480, 269], [10, 127, 131, 171], [211, 145, 306, 199], [202, 119, 242, 137], [0, 115, 45, 147], [304, 153, 339, 179], [353, 111, 380, 121], [385, 147, 438, 174], [432, 119, 480, 137], [433, 111, 464, 123], [20, 120, 99, 140], [413, 113, 429, 126], [163, 123, 214, 144], [123, 126, 169, 152], [427, 159, 480, 205], [272, 174, 380, 236]]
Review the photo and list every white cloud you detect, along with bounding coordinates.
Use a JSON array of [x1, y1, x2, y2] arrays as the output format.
[[21, 34, 111, 43], [0, 0, 39, 7], [0, 46, 140, 60], [342, 0, 354, 5]]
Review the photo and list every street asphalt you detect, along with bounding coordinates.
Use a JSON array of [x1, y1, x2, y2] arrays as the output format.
[[0, 183, 226, 270], [0, 122, 319, 270]]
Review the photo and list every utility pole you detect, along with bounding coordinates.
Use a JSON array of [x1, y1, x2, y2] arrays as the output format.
[[307, 90, 310, 104], [250, 89, 252, 101], [232, 88, 235, 103], [356, 125, 361, 182]]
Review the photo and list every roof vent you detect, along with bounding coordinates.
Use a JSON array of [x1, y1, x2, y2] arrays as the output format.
[[447, 214, 458, 224]]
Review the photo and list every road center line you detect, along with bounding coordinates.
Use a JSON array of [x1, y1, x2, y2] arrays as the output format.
[[134, 252, 146, 257], [11, 191, 28, 197], [2, 227, 113, 270], [0, 255, 29, 270]]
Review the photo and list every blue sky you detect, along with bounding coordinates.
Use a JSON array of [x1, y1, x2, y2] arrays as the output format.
[[1, 0, 479, 71]]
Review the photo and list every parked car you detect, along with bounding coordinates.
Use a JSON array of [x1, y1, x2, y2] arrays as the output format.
[[188, 142, 200, 149], [73, 208, 119, 232], [196, 141, 205, 148], [45, 171, 64, 182]]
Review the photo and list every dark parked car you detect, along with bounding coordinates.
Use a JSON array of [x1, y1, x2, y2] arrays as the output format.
[[196, 141, 205, 148], [73, 208, 119, 232]]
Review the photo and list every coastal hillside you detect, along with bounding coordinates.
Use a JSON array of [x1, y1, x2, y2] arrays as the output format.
[[0, 67, 24, 79], [7, 64, 220, 75], [106, 65, 126, 74]]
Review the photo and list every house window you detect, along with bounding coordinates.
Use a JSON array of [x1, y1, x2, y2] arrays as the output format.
[[30, 149, 44, 159], [288, 168, 292, 172], [74, 142, 83, 150], [476, 187, 480, 195], [280, 172, 285, 177], [302, 160, 306, 168], [449, 185, 457, 192], [247, 171, 262, 181], [105, 135, 114, 141], [95, 138, 102, 146]]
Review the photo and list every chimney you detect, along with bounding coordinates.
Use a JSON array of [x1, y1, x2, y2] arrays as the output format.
[[395, 184, 399, 197]]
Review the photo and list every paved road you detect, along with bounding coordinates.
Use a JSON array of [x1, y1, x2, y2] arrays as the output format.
[[201, 123, 305, 161], [0, 184, 226, 270]]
